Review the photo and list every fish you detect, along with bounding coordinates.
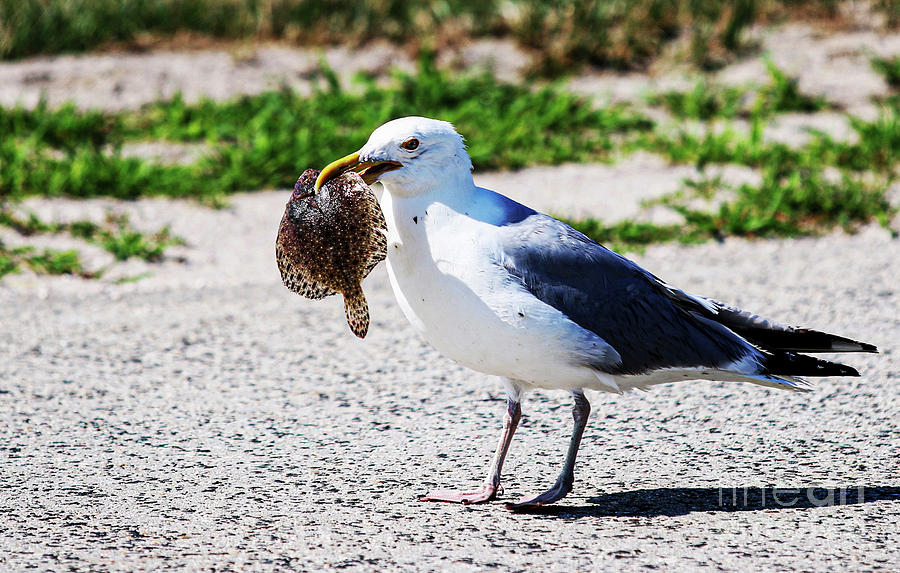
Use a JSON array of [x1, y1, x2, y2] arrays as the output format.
[[276, 168, 387, 338]]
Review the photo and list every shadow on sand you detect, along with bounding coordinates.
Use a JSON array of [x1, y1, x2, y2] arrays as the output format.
[[510, 485, 900, 517]]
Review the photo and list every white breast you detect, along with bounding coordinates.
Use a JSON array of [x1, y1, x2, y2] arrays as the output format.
[[380, 188, 619, 391]]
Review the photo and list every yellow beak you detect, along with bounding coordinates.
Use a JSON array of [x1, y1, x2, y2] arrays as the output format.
[[315, 152, 402, 191]]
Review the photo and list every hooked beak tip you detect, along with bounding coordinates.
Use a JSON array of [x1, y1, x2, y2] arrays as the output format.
[[315, 152, 361, 192], [315, 151, 402, 189]]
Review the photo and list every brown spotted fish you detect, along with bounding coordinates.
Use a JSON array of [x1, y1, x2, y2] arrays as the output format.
[[276, 168, 387, 338]]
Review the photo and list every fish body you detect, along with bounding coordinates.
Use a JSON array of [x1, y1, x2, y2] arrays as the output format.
[[276, 168, 387, 338]]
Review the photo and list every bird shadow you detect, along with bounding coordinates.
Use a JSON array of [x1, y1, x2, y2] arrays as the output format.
[[508, 485, 900, 518]]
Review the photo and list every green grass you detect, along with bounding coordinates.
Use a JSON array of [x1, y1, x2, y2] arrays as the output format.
[[642, 100, 900, 177], [561, 218, 698, 254], [811, 110, 900, 172], [647, 80, 747, 120], [0, 100, 119, 151], [0, 138, 212, 201], [3, 0, 890, 73], [1, 57, 897, 274], [573, 63, 898, 252], [0, 56, 655, 279], [0, 244, 20, 278], [1, 56, 652, 201], [637, 118, 782, 168], [871, 55, 900, 89], [566, 165, 896, 253], [81, 213, 184, 262], [676, 167, 894, 238], [113, 272, 153, 284], [647, 59, 831, 121], [0, 241, 94, 278], [618, 88, 898, 251], [21, 248, 89, 276], [755, 58, 831, 115], [0, 207, 184, 277]]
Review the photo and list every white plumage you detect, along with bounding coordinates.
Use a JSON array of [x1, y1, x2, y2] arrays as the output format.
[[315, 116, 874, 510]]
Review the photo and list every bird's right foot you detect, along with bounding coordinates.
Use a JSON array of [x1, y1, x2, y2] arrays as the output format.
[[505, 477, 572, 511], [419, 483, 497, 505]]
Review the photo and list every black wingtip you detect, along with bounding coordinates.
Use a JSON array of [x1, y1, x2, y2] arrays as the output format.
[[858, 342, 878, 354], [745, 328, 878, 355], [763, 351, 862, 378]]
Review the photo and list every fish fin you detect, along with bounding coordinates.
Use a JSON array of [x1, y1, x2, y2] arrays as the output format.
[[276, 244, 336, 299], [343, 284, 370, 339]]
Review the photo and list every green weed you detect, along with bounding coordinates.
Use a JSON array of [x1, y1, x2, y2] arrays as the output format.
[[569, 164, 896, 253], [871, 55, 900, 89], [0, 243, 21, 277], [113, 272, 153, 284], [0, 138, 215, 201], [152, 56, 651, 185], [637, 117, 795, 169], [1, 53, 897, 267], [643, 97, 900, 177], [647, 80, 746, 120], [678, 168, 894, 238], [562, 218, 698, 253], [647, 61, 831, 121], [754, 58, 832, 115], [63, 212, 183, 262], [0, 100, 119, 151], [0, 208, 185, 281], [2, 56, 652, 199], [92, 214, 184, 262], [22, 248, 88, 276], [810, 109, 900, 173], [4, 0, 881, 73]]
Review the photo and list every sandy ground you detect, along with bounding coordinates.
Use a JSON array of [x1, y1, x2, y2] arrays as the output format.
[[2, 21, 900, 573], [1, 202, 898, 571], [2, 23, 899, 115]]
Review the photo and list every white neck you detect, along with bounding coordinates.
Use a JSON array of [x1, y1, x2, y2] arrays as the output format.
[[380, 156, 476, 199]]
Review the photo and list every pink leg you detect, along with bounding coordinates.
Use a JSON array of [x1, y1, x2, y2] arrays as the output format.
[[506, 390, 590, 511], [420, 396, 522, 504]]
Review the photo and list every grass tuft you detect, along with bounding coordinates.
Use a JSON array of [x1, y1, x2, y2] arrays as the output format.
[[5, 0, 887, 74], [567, 164, 896, 253], [22, 248, 90, 276], [2, 55, 652, 201], [0, 241, 95, 278], [871, 55, 900, 89], [754, 58, 832, 115], [0, 208, 185, 280], [561, 218, 697, 254], [647, 61, 831, 121], [647, 80, 746, 120], [1, 55, 897, 272], [91, 214, 184, 262]]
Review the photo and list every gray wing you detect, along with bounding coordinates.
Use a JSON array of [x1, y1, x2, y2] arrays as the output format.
[[497, 214, 755, 375], [671, 296, 877, 353]]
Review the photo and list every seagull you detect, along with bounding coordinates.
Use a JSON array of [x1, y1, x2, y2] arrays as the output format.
[[315, 116, 877, 511]]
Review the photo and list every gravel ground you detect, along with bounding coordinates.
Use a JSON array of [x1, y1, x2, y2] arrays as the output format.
[[2, 20, 899, 572], [2, 186, 898, 571]]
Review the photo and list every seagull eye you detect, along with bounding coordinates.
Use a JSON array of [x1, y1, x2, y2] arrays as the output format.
[[401, 138, 419, 151]]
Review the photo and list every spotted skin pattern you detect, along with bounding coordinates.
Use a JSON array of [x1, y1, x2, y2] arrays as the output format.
[[276, 169, 387, 338]]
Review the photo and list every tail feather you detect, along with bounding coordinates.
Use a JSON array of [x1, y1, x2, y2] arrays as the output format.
[[703, 299, 877, 354], [343, 285, 370, 339], [738, 326, 876, 354], [761, 349, 861, 378], [742, 373, 812, 393]]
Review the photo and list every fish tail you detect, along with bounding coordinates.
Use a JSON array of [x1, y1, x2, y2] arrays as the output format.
[[343, 284, 370, 339]]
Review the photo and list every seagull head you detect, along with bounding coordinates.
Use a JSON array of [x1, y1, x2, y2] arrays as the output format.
[[315, 116, 474, 197]]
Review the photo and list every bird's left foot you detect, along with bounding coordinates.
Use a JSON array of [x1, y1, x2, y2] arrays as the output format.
[[505, 479, 571, 511], [419, 483, 497, 505]]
